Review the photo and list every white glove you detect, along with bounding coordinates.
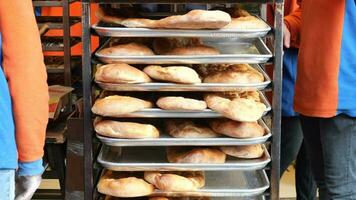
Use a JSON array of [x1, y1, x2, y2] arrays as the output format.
[[15, 175, 42, 200]]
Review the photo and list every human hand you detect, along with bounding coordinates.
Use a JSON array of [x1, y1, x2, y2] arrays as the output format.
[[283, 22, 291, 48], [15, 174, 42, 200]]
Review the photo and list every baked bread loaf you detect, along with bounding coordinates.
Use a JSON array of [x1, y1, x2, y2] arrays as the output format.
[[98, 43, 154, 56], [220, 144, 264, 159], [165, 45, 220, 55], [167, 147, 226, 163], [98, 171, 154, 197], [210, 119, 264, 138], [154, 10, 231, 29], [203, 64, 264, 84], [95, 120, 159, 139], [223, 16, 269, 30], [157, 97, 207, 111], [144, 171, 205, 192], [98, 9, 230, 30], [204, 93, 266, 122], [166, 120, 219, 138], [143, 65, 201, 84], [95, 63, 152, 83], [92, 95, 153, 117], [152, 38, 203, 55]]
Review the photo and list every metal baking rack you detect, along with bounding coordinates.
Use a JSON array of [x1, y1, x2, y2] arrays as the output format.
[[82, 1, 283, 200]]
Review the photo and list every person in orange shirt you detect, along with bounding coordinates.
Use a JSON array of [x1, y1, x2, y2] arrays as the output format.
[[0, 0, 49, 199], [284, 0, 356, 199]]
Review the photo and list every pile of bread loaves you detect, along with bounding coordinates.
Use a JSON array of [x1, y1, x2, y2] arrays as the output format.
[[97, 7, 268, 30], [98, 170, 209, 198]]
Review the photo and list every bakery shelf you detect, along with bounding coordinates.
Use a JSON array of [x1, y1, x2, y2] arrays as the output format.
[[32, 0, 77, 7], [41, 36, 81, 51], [95, 38, 272, 64], [98, 144, 270, 171], [95, 64, 271, 92], [37, 16, 81, 29], [92, 16, 271, 39], [96, 119, 271, 147]]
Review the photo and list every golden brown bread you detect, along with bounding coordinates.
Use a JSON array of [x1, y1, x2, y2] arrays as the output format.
[[157, 97, 207, 111], [203, 64, 264, 84], [143, 65, 201, 84], [95, 63, 152, 83], [165, 45, 220, 55], [152, 38, 203, 55], [166, 120, 219, 138], [204, 93, 266, 122], [98, 171, 154, 197], [210, 119, 264, 138], [94, 119, 159, 139], [167, 147, 226, 163], [220, 144, 264, 159], [144, 171, 205, 192], [98, 43, 154, 56], [92, 95, 153, 117]]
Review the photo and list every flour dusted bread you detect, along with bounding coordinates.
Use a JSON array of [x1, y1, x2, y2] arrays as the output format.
[[98, 43, 154, 56], [210, 119, 264, 138], [154, 10, 231, 29], [92, 95, 153, 117], [166, 120, 219, 138], [143, 65, 201, 84], [204, 92, 266, 122], [157, 97, 207, 111], [165, 45, 220, 56], [203, 64, 264, 84], [220, 144, 264, 159], [95, 63, 151, 83], [98, 171, 154, 197], [144, 171, 205, 192], [167, 147, 226, 163], [94, 119, 159, 139], [223, 16, 269, 30]]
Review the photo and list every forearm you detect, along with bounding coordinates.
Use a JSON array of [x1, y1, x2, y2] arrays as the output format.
[[0, 0, 49, 162]]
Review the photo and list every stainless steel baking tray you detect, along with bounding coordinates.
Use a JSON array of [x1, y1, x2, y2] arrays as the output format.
[[97, 144, 270, 171], [96, 119, 271, 147], [106, 91, 271, 118], [92, 16, 271, 38], [98, 170, 269, 197], [95, 38, 272, 64], [96, 64, 270, 91]]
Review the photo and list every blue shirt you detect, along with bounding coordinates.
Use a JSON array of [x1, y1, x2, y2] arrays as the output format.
[[0, 34, 43, 176], [282, 48, 299, 117]]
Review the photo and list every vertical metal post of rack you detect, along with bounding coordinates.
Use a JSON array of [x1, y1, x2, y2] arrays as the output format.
[[82, 1, 94, 200], [63, 0, 72, 86], [270, 0, 284, 199]]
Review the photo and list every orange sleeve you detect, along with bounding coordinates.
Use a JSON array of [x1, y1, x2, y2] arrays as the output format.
[[0, 0, 49, 162], [284, 0, 302, 48]]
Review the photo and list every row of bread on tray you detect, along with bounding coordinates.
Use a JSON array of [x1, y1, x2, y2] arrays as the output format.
[[92, 91, 267, 120], [95, 117, 265, 139], [95, 63, 265, 84], [99, 171, 211, 198], [97, 6, 268, 30]]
